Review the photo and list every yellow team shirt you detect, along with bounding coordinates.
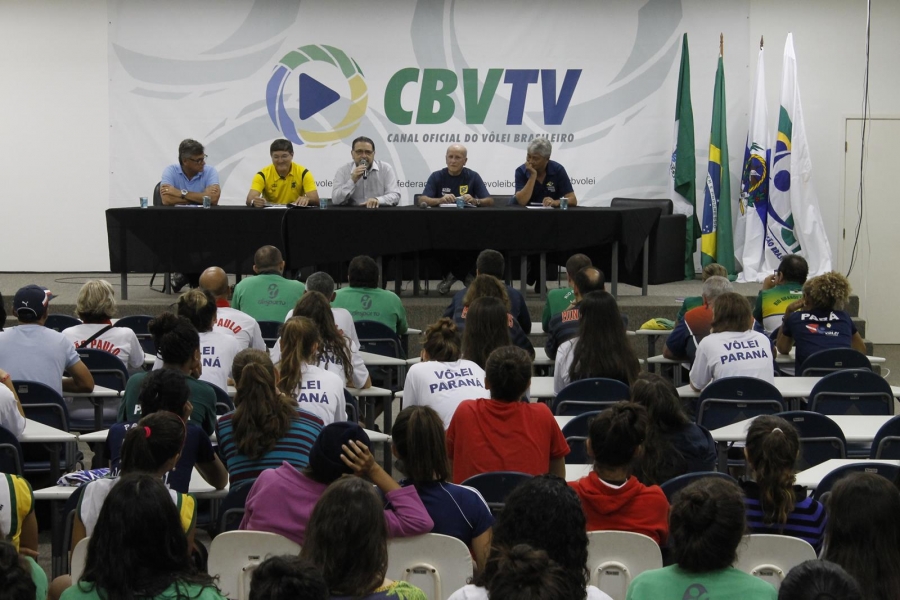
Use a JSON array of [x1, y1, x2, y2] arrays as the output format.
[[251, 163, 317, 205], [0, 473, 34, 551]]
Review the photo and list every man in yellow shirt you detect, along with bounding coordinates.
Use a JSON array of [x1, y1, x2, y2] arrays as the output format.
[[246, 139, 320, 207]]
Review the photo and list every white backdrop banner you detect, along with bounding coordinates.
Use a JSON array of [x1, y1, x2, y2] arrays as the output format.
[[108, 0, 750, 208]]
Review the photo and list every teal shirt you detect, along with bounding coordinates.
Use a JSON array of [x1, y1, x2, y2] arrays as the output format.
[[231, 273, 306, 322], [62, 581, 226, 600], [626, 565, 777, 600], [677, 296, 703, 321], [541, 287, 575, 332], [332, 287, 408, 334], [24, 556, 47, 600], [118, 371, 217, 436]]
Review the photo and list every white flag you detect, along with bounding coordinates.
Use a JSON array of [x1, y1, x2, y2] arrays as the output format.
[[736, 46, 770, 283], [764, 33, 832, 276]]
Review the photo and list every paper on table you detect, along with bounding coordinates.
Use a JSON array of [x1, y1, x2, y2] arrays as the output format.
[[525, 205, 553, 209]]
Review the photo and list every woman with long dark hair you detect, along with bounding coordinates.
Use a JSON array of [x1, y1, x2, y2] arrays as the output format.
[[175, 288, 239, 391], [461, 297, 511, 370], [554, 290, 640, 393], [456, 275, 533, 357]]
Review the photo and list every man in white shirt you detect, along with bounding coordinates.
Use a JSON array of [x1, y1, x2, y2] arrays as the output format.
[[199, 266, 266, 351], [298, 271, 360, 347], [0, 366, 25, 438], [331, 136, 401, 208]]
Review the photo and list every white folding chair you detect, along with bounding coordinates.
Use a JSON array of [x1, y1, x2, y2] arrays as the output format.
[[586, 531, 663, 600], [70, 537, 90, 583], [207, 531, 302, 600], [733, 534, 817, 590], [387, 533, 474, 600]]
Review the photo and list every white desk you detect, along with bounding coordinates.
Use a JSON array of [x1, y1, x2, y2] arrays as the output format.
[[530, 377, 555, 400], [555, 416, 574, 429], [710, 415, 894, 445], [566, 463, 592, 482], [794, 458, 900, 490], [144, 352, 156, 367], [634, 328, 672, 358], [359, 351, 407, 367], [533, 347, 552, 367], [20, 418, 78, 482], [69, 385, 123, 429]]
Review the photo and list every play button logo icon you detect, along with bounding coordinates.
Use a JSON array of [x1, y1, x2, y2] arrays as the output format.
[[298, 73, 341, 120]]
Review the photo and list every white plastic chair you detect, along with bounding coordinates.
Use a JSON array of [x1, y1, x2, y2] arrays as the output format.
[[586, 531, 663, 600], [733, 534, 817, 590], [387, 533, 474, 600], [207, 531, 302, 600], [70, 536, 90, 583]]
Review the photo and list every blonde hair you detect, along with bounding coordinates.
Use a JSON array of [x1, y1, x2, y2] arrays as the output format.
[[803, 272, 851, 311], [702, 263, 728, 280], [76, 279, 117, 321]]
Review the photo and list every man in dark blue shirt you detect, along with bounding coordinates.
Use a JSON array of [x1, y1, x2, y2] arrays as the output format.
[[513, 138, 577, 207]]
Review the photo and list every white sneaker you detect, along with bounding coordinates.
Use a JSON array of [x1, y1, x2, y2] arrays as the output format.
[[438, 273, 457, 295]]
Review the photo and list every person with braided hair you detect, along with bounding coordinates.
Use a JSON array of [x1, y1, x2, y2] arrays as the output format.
[[626, 477, 777, 599], [568, 403, 669, 545], [741, 416, 826, 551]]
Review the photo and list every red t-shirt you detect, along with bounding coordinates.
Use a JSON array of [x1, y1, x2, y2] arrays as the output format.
[[446, 398, 570, 483]]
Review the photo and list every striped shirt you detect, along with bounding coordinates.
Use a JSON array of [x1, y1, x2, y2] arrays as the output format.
[[216, 409, 324, 489], [740, 480, 827, 552]]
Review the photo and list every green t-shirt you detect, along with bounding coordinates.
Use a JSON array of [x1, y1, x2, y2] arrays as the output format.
[[541, 287, 575, 331], [753, 282, 803, 333], [626, 565, 777, 600], [231, 273, 305, 322], [62, 580, 226, 600], [677, 296, 703, 321], [24, 556, 47, 600], [118, 371, 217, 435], [332, 287, 408, 334]]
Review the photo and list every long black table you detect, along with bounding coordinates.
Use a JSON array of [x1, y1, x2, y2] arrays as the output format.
[[106, 205, 661, 299]]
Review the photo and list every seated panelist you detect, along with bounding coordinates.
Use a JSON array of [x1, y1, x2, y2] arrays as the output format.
[[159, 138, 221, 206], [513, 138, 576, 207], [332, 136, 400, 208], [419, 144, 494, 207], [247, 139, 320, 207]]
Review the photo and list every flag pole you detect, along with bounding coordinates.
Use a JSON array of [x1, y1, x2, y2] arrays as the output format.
[[720, 33, 723, 57]]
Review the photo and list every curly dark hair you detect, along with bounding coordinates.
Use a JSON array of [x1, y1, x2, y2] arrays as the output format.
[[148, 312, 199, 366], [588, 402, 647, 468], [778, 560, 862, 600], [486, 544, 585, 600], [0, 540, 36, 600], [475, 475, 589, 598], [137, 369, 191, 417], [669, 477, 746, 573], [803, 271, 851, 311], [250, 556, 328, 600]]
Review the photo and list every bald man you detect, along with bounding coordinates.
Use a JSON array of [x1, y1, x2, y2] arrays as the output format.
[[230, 246, 306, 322], [421, 144, 495, 293], [199, 267, 266, 351]]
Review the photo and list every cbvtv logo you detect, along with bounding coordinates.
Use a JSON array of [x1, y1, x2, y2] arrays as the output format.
[[384, 69, 582, 125]]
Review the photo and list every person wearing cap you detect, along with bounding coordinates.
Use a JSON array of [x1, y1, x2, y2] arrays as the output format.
[[331, 136, 401, 208], [0, 285, 94, 396], [239, 421, 434, 546]]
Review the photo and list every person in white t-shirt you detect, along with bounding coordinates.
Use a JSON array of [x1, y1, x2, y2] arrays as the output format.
[[276, 316, 347, 425], [168, 289, 239, 392], [0, 367, 25, 438], [300, 271, 360, 347], [690, 292, 775, 391], [404, 318, 485, 429], [199, 266, 266, 351], [63, 279, 145, 370]]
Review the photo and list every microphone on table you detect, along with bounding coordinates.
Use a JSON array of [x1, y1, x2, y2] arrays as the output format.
[[359, 158, 369, 180]]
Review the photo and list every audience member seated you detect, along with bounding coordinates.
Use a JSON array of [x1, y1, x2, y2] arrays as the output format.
[[300, 477, 429, 600], [554, 290, 641, 393], [542, 253, 592, 332], [63, 279, 144, 370], [461, 298, 512, 370], [172, 289, 238, 392], [249, 556, 328, 600], [392, 406, 494, 572], [298, 271, 360, 348], [0, 366, 26, 438], [60, 473, 225, 600], [332, 255, 408, 334], [275, 291, 370, 389], [231, 245, 305, 322], [625, 477, 777, 600], [107, 369, 227, 494], [199, 266, 266, 351], [664, 275, 732, 362], [215, 349, 324, 489], [0, 470, 38, 556], [677, 263, 728, 321], [403, 318, 486, 429], [443, 249, 531, 335], [246, 139, 319, 207], [776, 271, 867, 372], [754, 255, 807, 335], [119, 313, 216, 435], [777, 560, 862, 600], [821, 472, 900, 600], [241, 422, 432, 546], [485, 544, 585, 600], [568, 403, 669, 545], [630, 374, 716, 486], [545, 266, 606, 360], [73, 413, 197, 553], [452, 275, 533, 357], [276, 316, 347, 425], [0, 285, 94, 396], [447, 346, 568, 482], [0, 539, 46, 600], [449, 475, 613, 600], [689, 292, 775, 391]]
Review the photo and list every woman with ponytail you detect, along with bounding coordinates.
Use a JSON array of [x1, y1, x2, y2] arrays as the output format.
[[392, 406, 493, 571], [403, 318, 486, 429], [742, 416, 826, 551], [276, 316, 347, 425], [568, 403, 669, 545], [216, 349, 324, 488]]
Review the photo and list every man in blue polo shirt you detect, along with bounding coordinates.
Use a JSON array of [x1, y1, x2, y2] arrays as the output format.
[[513, 138, 576, 207], [159, 138, 221, 206]]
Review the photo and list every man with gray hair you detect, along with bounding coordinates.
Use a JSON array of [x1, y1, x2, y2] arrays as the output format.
[[159, 138, 221, 206], [664, 275, 733, 361], [295, 271, 360, 347], [513, 138, 577, 207]]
